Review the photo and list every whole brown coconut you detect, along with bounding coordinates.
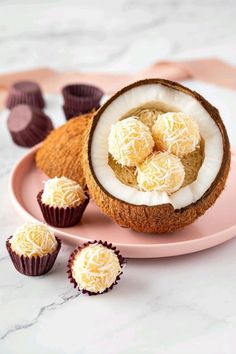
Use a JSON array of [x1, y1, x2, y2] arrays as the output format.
[[36, 113, 94, 187], [83, 79, 230, 233]]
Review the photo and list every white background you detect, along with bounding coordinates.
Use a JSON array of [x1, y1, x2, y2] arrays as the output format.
[[1, 1, 236, 353]]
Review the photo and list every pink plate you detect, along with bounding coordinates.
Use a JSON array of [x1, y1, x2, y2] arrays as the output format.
[[9, 145, 236, 258]]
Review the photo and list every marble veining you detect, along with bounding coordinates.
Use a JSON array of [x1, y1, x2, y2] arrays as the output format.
[[1, 1, 236, 353], [1, 292, 80, 341]]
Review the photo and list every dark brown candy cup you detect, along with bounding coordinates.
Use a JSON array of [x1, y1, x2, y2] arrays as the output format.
[[37, 190, 89, 228], [62, 105, 83, 121], [6, 237, 61, 276], [6, 81, 45, 109], [62, 104, 100, 120], [62, 84, 103, 113], [67, 240, 126, 296], [7, 104, 53, 147]]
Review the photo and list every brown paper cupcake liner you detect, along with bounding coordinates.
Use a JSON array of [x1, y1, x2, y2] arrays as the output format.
[[62, 84, 103, 112], [37, 190, 89, 228], [67, 240, 126, 296], [62, 104, 100, 120], [63, 96, 101, 112], [6, 237, 61, 276], [9, 116, 53, 148], [6, 92, 45, 110], [6, 81, 45, 109]]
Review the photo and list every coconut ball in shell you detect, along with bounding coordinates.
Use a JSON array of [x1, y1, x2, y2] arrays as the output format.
[[83, 79, 230, 233]]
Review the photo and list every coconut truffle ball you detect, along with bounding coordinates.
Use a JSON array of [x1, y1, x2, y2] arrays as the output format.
[[152, 112, 200, 157], [137, 151, 185, 194], [9, 222, 57, 257], [108, 117, 154, 167], [70, 243, 123, 294], [41, 176, 86, 208]]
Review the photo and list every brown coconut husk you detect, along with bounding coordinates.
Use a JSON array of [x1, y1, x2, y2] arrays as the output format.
[[83, 79, 230, 233], [35, 113, 95, 188]]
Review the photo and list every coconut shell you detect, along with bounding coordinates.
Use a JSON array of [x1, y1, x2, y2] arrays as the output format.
[[35, 113, 94, 188], [83, 79, 231, 233]]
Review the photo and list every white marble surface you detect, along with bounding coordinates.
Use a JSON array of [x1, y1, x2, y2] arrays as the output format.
[[1, 1, 236, 353]]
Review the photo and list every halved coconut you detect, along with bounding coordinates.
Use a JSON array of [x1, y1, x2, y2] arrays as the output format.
[[83, 79, 230, 233]]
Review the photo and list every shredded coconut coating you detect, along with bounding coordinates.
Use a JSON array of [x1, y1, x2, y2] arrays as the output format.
[[10, 222, 57, 257], [135, 108, 162, 129], [137, 152, 185, 194], [72, 243, 122, 294], [152, 112, 200, 157], [42, 176, 86, 208], [108, 117, 154, 167]]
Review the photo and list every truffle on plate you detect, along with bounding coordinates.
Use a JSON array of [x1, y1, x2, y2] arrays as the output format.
[[37, 176, 89, 227], [67, 240, 125, 295], [7, 104, 53, 147], [6, 222, 61, 276]]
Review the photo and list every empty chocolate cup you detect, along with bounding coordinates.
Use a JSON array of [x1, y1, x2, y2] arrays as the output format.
[[62, 103, 100, 120], [37, 190, 89, 228], [67, 240, 125, 296], [6, 236, 61, 276], [7, 104, 53, 147], [62, 104, 83, 120], [6, 81, 45, 109], [62, 84, 103, 113]]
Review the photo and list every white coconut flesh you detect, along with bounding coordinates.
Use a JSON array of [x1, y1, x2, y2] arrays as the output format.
[[90, 83, 223, 209]]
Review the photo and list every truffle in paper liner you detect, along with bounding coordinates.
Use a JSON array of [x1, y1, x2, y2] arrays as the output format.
[[62, 84, 103, 113], [6, 81, 45, 109], [7, 104, 53, 147], [37, 190, 89, 228], [6, 237, 61, 276], [67, 240, 126, 296]]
